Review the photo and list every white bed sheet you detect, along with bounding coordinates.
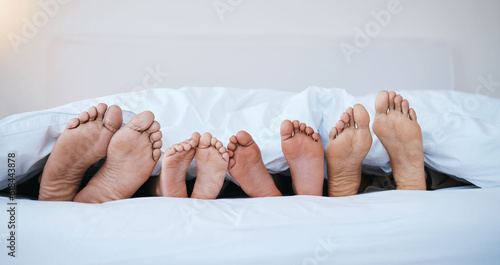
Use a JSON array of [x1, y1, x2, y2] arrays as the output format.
[[1, 187, 499, 265]]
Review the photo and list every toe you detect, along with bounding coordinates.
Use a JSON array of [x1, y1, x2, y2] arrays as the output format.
[[229, 158, 236, 169], [199, 132, 212, 148], [153, 149, 161, 161], [335, 120, 344, 133], [164, 147, 176, 156], [375, 90, 390, 115], [312, 132, 321, 142], [87, 106, 98, 120], [347, 107, 354, 127], [215, 140, 223, 149], [191, 132, 201, 144], [78, 111, 90, 124], [229, 135, 238, 144], [227, 142, 236, 151], [219, 146, 226, 154], [127, 111, 155, 132], [183, 142, 192, 150], [395, 95, 403, 113], [305, 126, 314, 135], [389, 91, 396, 110], [329, 126, 338, 140], [222, 152, 230, 162], [146, 121, 161, 134], [236, 131, 254, 146], [103, 105, 123, 133], [340, 112, 350, 126], [67, 118, 81, 129], [228, 150, 234, 158], [353, 104, 370, 129], [292, 120, 300, 134], [174, 143, 183, 152], [150, 131, 162, 142], [153, 140, 163, 149], [409, 108, 417, 121], [95, 103, 108, 120], [210, 137, 218, 147], [402, 99, 410, 116], [280, 120, 294, 141], [299, 122, 307, 133]]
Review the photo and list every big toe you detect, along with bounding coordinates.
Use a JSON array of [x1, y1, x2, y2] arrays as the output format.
[[353, 104, 370, 128], [280, 120, 293, 141], [199, 132, 213, 148], [127, 111, 155, 132], [103, 105, 123, 133], [235, 131, 254, 146], [375, 90, 390, 115]]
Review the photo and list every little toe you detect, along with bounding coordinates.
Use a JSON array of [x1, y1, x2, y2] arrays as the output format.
[[199, 132, 212, 148], [165, 147, 176, 156], [236, 131, 254, 146], [95, 103, 108, 120], [395, 95, 403, 113], [280, 120, 294, 141], [375, 90, 390, 115], [67, 118, 81, 129], [229, 158, 236, 168], [127, 111, 155, 132], [409, 108, 417, 121], [312, 132, 321, 142]]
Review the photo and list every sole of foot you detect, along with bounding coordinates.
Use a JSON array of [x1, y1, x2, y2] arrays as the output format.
[[39, 103, 123, 201], [227, 131, 281, 197], [73, 111, 163, 203], [326, 104, 372, 197], [191, 132, 229, 199], [372, 90, 426, 190], [280, 120, 324, 196], [156, 132, 201, 197]]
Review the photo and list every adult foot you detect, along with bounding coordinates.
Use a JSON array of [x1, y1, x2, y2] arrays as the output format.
[[326, 104, 372, 197], [280, 120, 324, 196], [227, 131, 281, 197], [191, 132, 229, 199], [39, 103, 122, 201], [73, 111, 163, 203], [372, 91, 426, 190], [156, 132, 200, 198]]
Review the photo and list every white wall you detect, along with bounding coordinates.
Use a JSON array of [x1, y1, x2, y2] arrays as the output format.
[[1, 0, 499, 119]]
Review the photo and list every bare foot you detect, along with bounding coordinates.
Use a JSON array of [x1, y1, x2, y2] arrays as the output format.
[[326, 105, 372, 197], [227, 131, 281, 197], [73, 111, 163, 203], [156, 132, 201, 198], [191, 132, 229, 199], [372, 91, 426, 190], [38, 104, 122, 201], [280, 120, 324, 196]]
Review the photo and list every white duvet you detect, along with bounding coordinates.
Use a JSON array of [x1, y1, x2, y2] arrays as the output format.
[[1, 87, 499, 189]]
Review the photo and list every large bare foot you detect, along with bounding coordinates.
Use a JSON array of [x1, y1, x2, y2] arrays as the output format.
[[280, 120, 324, 196], [326, 104, 372, 197], [39, 104, 122, 201], [156, 132, 200, 198], [227, 131, 281, 197], [191, 132, 229, 199], [73, 111, 163, 203], [372, 90, 426, 190]]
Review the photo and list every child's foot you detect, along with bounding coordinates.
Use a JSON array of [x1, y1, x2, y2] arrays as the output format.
[[326, 105, 372, 197], [227, 131, 281, 197], [156, 132, 201, 197], [39, 103, 123, 201], [191, 133, 229, 199], [73, 111, 163, 203], [280, 120, 324, 196], [372, 90, 426, 190]]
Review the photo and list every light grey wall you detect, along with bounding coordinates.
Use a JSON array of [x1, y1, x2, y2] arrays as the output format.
[[1, 0, 499, 119]]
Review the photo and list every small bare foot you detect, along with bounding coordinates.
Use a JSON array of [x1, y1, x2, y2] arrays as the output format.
[[156, 132, 201, 198], [73, 111, 163, 203], [326, 104, 372, 197], [191, 132, 229, 199], [39, 103, 122, 201], [227, 131, 281, 197], [280, 120, 324, 196], [372, 91, 426, 190]]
